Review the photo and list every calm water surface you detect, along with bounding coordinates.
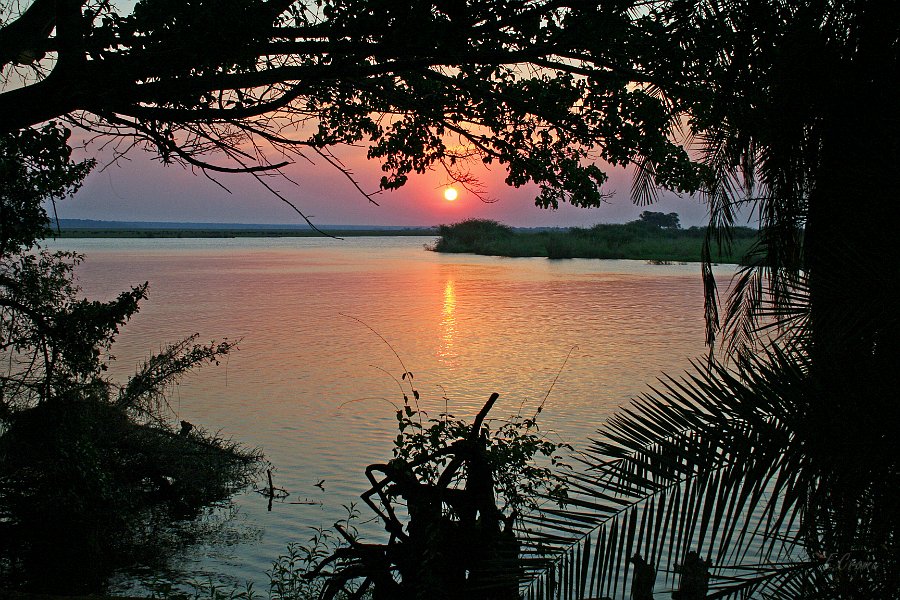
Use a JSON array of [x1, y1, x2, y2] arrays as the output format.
[[44, 236, 734, 591]]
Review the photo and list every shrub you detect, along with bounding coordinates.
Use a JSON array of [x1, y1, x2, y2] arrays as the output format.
[[433, 219, 513, 253]]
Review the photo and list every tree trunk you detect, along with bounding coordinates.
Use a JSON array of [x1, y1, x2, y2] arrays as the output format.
[[803, 0, 900, 569]]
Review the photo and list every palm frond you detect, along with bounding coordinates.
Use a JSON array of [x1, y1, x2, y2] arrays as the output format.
[[722, 261, 810, 363], [631, 156, 660, 207], [694, 125, 749, 352], [520, 348, 821, 599]]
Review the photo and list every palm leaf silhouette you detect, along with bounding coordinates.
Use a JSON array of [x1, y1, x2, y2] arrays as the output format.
[[518, 344, 890, 599]]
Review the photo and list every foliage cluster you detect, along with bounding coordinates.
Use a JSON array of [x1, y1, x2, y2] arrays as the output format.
[[433, 218, 757, 262], [0, 124, 261, 594], [392, 393, 569, 515], [300, 366, 571, 599], [637, 211, 680, 229], [434, 219, 514, 252], [0, 124, 93, 256]]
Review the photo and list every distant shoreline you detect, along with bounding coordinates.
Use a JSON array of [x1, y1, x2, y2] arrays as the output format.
[[51, 228, 438, 238]]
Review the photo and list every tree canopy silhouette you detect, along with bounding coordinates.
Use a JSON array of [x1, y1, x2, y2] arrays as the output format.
[[1, 0, 706, 211], [637, 211, 680, 229]]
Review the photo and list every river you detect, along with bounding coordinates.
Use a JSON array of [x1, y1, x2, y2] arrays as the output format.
[[43, 236, 735, 592]]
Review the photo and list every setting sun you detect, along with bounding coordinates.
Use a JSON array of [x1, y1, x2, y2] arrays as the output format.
[[443, 187, 458, 201]]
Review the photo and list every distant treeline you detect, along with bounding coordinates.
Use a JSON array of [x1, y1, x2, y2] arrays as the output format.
[[51, 227, 437, 238], [431, 218, 759, 263]]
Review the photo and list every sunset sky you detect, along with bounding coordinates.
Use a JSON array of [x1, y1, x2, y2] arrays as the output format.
[[61, 142, 712, 228]]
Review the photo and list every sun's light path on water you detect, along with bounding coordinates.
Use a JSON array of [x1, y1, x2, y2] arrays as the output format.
[[443, 187, 458, 201]]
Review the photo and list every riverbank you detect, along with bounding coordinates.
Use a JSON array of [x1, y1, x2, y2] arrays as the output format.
[[430, 219, 757, 263]]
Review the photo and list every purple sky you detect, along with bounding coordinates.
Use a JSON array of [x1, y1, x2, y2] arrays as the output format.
[[59, 143, 712, 228]]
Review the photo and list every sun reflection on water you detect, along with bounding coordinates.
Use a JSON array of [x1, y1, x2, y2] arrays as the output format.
[[438, 278, 457, 363]]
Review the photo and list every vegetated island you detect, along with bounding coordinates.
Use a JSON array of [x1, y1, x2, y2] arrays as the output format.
[[431, 214, 759, 264]]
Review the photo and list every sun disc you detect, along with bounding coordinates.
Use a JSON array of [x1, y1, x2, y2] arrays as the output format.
[[443, 187, 458, 201]]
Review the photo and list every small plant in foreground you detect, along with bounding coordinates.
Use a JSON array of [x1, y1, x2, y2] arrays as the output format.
[[302, 366, 571, 599], [392, 392, 570, 515], [269, 505, 363, 600]]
